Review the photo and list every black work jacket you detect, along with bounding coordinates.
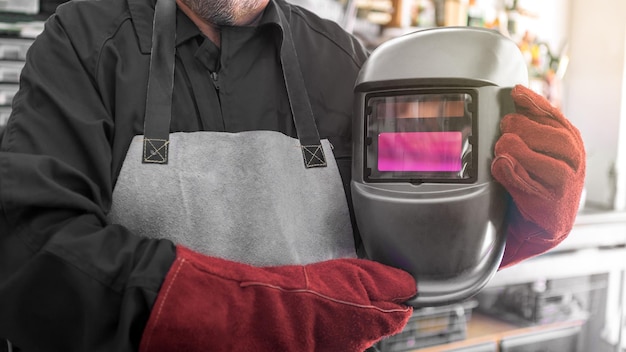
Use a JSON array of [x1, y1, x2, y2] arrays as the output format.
[[0, 0, 368, 350]]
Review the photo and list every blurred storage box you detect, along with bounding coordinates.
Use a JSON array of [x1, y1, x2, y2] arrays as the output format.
[[0, 83, 17, 106], [499, 324, 582, 352], [0, 38, 34, 61], [379, 300, 478, 352], [0, 60, 24, 82], [0, 0, 39, 14], [0, 106, 10, 126], [475, 276, 604, 326]]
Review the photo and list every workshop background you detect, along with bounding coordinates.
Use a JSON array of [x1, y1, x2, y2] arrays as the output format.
[[1, 0, 625, 351]]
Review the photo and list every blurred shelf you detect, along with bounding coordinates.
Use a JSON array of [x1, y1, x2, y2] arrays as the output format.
[[404, 313, 586, 352]]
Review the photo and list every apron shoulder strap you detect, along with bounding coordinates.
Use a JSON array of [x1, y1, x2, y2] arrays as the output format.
[[142, 0, 176, 164], [141, 0, 326, 168], [275, 7, 327, 168]]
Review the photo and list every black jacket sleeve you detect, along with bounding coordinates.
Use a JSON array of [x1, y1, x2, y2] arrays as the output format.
[[0, 12, 175, 352]]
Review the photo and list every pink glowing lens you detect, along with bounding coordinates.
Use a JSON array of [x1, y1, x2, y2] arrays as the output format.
[[378, 132, 462, 172]]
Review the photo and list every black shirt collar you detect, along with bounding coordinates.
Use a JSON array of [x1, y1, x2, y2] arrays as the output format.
[[127, 0, 287, 54]]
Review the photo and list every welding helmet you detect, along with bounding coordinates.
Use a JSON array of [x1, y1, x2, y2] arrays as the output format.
[[351, 27, 528, 307]]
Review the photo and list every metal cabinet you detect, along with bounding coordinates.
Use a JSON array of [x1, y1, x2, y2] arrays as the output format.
[[0, 32, 37, 128]]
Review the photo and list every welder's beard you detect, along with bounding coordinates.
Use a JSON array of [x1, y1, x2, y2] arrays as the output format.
[[179, 0, 262, 26]]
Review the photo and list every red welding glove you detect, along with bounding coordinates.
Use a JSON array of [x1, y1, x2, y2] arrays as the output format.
[[492, 84, 586, 268], [139, 246, 416, 352]]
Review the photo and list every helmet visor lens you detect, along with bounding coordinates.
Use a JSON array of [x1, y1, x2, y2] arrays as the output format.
[[365, 91, 476, 182]]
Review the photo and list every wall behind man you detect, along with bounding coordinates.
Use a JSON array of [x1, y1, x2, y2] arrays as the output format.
[[563, 0, 626, 210]]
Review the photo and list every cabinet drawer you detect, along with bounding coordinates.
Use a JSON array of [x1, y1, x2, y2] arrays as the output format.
[[0, 106, 10, 126], [0, 83, 18, 106], [446, 342, 497, 352], [499, 325, 581, 352], [0, 60, 24, 82], [0, 0, 39, 15], [0, 38, 34, 61]]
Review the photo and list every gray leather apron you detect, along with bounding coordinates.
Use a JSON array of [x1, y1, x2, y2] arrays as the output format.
[[107, 0, 356, 266]]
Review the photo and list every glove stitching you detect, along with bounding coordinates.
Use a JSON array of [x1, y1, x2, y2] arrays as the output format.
[[513, 91, 579, 134], [492, 155, 554, 200], [504, 228, 544, 262], [513, 91, 584, 156], [392, 292, 418, 303], [183, 255, 261, 284], [528, 229, 569, 244], [505, 228, 568, 266], [303, 266, 310, 289], [513, 91, 553, 117], [141, 258, 187, 351], [522, 228, 546, 241], [239, 281, 412, 314], [333, 260, 416, 303]]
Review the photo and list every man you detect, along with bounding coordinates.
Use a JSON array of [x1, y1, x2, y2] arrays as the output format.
[[0, 0, 585, 351]]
